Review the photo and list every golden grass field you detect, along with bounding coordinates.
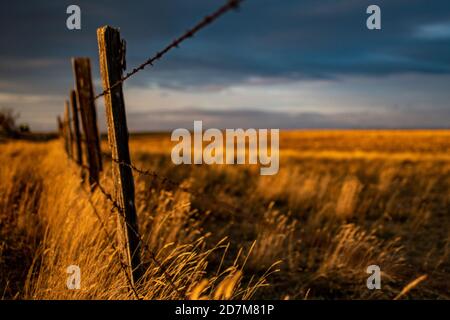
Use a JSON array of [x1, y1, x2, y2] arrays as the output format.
[[0, 130, 449, 299]]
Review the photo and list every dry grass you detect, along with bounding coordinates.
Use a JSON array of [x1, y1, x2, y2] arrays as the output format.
[[1, 130, 449, 299], [0, 141, 270, 300]]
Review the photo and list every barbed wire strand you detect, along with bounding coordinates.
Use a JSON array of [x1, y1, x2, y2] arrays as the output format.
[[95, 182, 185, 299], [94, 0, 243, 100], [70, 158, 185, 299], [64, 157, 141, 298], [101, 151, 247, 216], [78, 183, 141, 300], [59, 0, 247, 298], [69, 158, 183, 299]]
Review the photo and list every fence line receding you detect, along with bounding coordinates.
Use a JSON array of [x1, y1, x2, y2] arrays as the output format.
[[58, 0, 244, 297]]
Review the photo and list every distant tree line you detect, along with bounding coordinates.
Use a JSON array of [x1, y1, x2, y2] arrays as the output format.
[[0, 108, 30, 139]]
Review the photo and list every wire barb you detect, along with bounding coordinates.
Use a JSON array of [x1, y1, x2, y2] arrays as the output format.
[[69, 157, 184, 299], [79, 184, 141, 300], [94, 0, 244, 100], [63, 0, 247, 299], [101, 151, 246, 216]]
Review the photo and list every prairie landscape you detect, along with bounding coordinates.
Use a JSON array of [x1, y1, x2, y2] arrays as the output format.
[[1, 130, 449, 300]]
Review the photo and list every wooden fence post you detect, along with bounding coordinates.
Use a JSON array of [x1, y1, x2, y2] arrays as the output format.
[[72, 58, 103, 187], [70, 89, 83, 166], [57, 116, 63, 137], [62, 113, 68, 154], [97, 26, 142, 286], [64, 101, 73, 158]]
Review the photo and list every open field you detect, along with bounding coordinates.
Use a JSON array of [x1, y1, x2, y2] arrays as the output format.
[[1, 130, 449, 299]]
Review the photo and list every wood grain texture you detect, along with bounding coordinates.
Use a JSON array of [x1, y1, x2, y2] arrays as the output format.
[[97, 26, 142, 286], [70, 90, 83, 166], [64, 101, 73, 158], [72, 58, 102, 187]]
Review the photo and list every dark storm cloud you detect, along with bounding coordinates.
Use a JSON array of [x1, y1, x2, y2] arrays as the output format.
[[1, 0, 450, 92], [0, 0, 449, 130]]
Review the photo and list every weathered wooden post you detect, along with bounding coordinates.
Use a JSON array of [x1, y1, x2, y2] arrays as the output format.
[[64, 101, 73, 158], [70, 89, 83, 166], [72, 58, 103, 187], [61, 113, 68, 154], [57, 116, 63, 137], [97, 26, 142, 286]]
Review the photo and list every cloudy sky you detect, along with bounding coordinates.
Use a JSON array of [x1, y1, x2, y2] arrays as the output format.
[[0, 0, 449, 131]]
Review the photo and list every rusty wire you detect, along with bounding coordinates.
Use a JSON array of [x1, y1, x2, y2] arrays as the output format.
[[65, 156, 140, 298], [78, 183, 141, 299], [69, 157, 185, 299], [100, 151, 246, 216], [93, 180, 185, 299], [94, 0, 243, 100], [60, 0, 247, 298]]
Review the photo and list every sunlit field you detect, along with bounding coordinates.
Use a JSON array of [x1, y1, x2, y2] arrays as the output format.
[[1, 130, 449, 299]]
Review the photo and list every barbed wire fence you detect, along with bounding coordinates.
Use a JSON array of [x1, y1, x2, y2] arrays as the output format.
[[101, 151, 248, 215], [71, 157, 185, 299], [94, 0, 243, 100], [59, 0, 246, 299]]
